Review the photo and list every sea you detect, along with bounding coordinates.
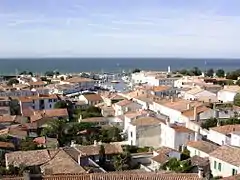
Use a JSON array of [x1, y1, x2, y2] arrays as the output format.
[[0, 58, 239, 75]]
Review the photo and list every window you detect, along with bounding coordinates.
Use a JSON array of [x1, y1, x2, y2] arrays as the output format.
[[49, 104, 52, 108], [49, 99, 52, 103], [214, 161, 217, 169], [195, 150, 197, 155], [232, 169, 238, 175], [218, 163, 222, 171], [130, 132, 133, 137]]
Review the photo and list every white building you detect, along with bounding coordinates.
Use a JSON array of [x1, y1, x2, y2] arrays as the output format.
[[207, 125, 240, 146], [230, 131, 240, 147], [183, 87, 216, 101], [160, 119, 195, 151], [209, 145, 240, 177], [187, 140, 219, 158], [217, 86, 240, 103], [127, 116, 162, 148], [79, 94, 103, 106], [113, 99, 142, 116], [61, 77, 96, 90], [18, 94, 59, 113]]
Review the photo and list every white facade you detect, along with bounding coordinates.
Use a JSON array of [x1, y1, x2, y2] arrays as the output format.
[[217, 90, 237, 103], [207, 129, 229, 146], [187, 146, 210, 158], [128, 124, 137, 146], [184, 90, 216, 101], [160, 123, 195, 150], [209, 157, 239, 177], [231, 132, 240, 147]]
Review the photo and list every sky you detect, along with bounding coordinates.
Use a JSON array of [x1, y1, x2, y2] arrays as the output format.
[[0, 0, 239, 58]]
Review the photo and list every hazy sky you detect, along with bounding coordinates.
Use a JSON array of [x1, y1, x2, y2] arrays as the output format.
[[0, 0, 239, 58]]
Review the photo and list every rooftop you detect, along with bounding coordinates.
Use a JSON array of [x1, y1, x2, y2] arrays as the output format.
[[182, 106, 210, 118], [82, 94, 103, 102], [131, 116, 164, 126], [64, 77, 94, 83], [1, 172, 203, 180], [187, 140, 219, 154], [210, 124, 240, 135], [210, 146, 240, 167]]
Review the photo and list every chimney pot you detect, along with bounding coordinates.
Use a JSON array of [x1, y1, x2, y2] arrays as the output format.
[[198, 167, 204, 178], [23, 170, 31, 180]]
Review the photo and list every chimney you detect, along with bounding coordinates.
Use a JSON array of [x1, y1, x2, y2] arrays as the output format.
[[217, 119, 221, 127], [198, 167, 204, 178], [78, 114, 82, 122], [171, 96, 174, 103], [70, 140, 76, 147], [166, 117, 170, 127], [193, 106, 198, 121], [94, 140, 97, 146], [187, 103, 191, 110], [23, 170, 31, 180], [78, 154, 82, 165], [98, 141, 102, 145], [195, 128, 200, 141], [181, 144, 185, 153]]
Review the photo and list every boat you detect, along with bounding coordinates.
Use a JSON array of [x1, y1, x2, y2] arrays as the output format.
[[111, 80, 120, 83]]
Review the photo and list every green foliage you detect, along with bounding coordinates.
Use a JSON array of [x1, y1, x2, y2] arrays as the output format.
[[161, 158, 192, 173], [201, 118, 218, 130], [19, 138, 44, 151], [234, 93, 240, 107], [7, 78, 19, 86], [100, 126, 123, 143], [123, 145, 151, 153], [99, 145, 106, 166], [9, 99, 21, 115], [205, 68, 214, 77], [132, 68, 141, 73], [45, 71, 60, 77], [76, 106, 102, 119], [226, 79, 234, 85], [226, 69, 240, 80], [177, 67, 202, 76], [41, 119, 68, 146], [20, 71, 33, 76], [181, 147, 190, 160], [54, 101, 67, 109], [113, 148, 132, 171], [215, 69, 225, 78]]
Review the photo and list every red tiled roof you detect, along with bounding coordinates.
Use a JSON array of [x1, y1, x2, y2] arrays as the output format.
[[0, 141, 15, 149], [210, 125, 240, 135], [83, 94, 103, 102], [187, 140, 219, 154], [2, 172, 203, 180]]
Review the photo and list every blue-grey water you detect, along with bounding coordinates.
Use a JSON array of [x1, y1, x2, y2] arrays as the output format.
[[0, 58, 239, 74]]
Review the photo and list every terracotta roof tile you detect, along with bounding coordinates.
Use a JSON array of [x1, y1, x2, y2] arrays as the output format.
[[131, 116, 164, 126], [0, 141, 15, 149], [0, 115, 16, 123], [83, 94, 103, 102], [40, 149, 86, 174], [80, 117, 107, 123], [64, 77, 94, 83], [210, 125, 240, 135], [170, 124, 194, 133], [152, 147, 179, 164], [152, 86, 171, 92], [187, 140, 219, 154], [182, 106, 210, 118], [209, 146, 240, 166], [75, 143, 123, 156], [1, 172, 203, 180], [115, 99, 132, 107], [5, 149, 59, 167]]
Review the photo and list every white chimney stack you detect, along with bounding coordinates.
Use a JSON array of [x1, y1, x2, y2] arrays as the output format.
[[94, 140, 97, 146], [198, 167, 204, 178]]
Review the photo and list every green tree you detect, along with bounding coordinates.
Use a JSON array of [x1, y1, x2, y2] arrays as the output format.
[[7, 79, 19, 86], [41, 119, 69, 146], [226, 79, 234, 85], [113, 148, 132, 171], [226, 69, 240, 80], [201, 118, 218, 130], [161, 158, 192, 173], [190, 67, 202, 76], [54, 101, 67, 109], [132, 68, 141, 73], [216, 69, 225, 78], [234, 93, 240, 107], [9, 99, 21, 115], [19, 138, 43, 151], [205, 68, 214, 77], [99, 145, 106, 166]]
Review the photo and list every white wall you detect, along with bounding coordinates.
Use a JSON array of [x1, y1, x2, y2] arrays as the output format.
[[231, 133, 240, 147], [207, 130, 227, 145], [187, 146, 210, 158], [128, 125, 137, 146], [209, 157, 239, 177], [217, 91, 236, 103]]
